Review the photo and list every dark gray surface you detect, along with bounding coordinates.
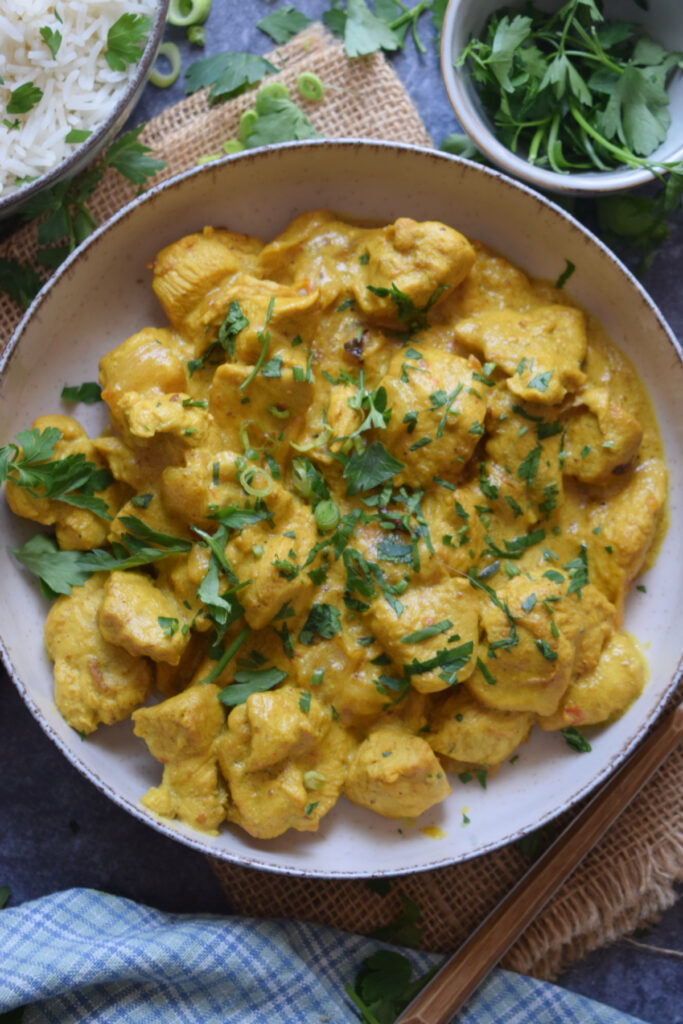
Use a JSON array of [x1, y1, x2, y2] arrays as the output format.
[[1, 1, 681, 1020]]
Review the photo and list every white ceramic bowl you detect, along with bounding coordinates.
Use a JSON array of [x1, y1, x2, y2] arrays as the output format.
[[0, 0, 169, 220], [441, 0, 683, 195], [1, 141, 681, 878]]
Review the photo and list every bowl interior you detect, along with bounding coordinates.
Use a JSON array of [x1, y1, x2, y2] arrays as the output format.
[[1, 142, 681, 877], [0, 0, 169, 220], [442, 0, 683, 193]]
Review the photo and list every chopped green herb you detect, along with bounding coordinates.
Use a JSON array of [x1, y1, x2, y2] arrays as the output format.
[[561, 726, 592, 753]]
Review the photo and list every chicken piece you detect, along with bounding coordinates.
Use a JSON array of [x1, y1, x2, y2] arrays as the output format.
[[224, 487, 317, 629], [217, 688, 349, 838], [352, 218, 475, 327], [465, 576, 575, 717], [353, 518, 449, 591], [428, 688, 533, 767], [117, 391, 210, 454], [257, 210, 361, 307], [482, 386, 564, 529], [155, 633, 206, 697], [454, 305, 587, 405], [4, 415, 123, 551], [562, 388, 643, 484], [209, 359, 313, 451], [552, 583, 615, 677], [152, 228, 261, 332], [99, 327, 188, 431], [344, 726, 451, 818], [421, 484, 486, 574], [186, 273, 321, 358], [45, 574, 152, 735], [161, 449, 243, 527], [539, 632, 646, 730], [99, 571, 191, 666], [132, 683, 227, 833], [380, 345, 488, 488], [588, 458, 667, 610], [450, 241, 540, 318], [292, 627, 393, 726], [366, 578, 479, 694]]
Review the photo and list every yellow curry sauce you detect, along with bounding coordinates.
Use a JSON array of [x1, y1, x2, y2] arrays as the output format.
[[5, 211, 667, 839]]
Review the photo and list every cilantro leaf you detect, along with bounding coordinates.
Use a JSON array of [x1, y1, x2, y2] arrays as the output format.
[[185, 52, 277, 104], [343, 441, 404, 496], [257, 6, 312, 44], [105, 14, 151, 72]]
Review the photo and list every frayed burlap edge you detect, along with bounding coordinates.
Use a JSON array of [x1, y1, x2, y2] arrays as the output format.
[[1, 21, 680, 981]]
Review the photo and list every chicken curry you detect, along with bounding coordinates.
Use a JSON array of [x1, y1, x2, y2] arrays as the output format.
[[2, 211, 667, 839]]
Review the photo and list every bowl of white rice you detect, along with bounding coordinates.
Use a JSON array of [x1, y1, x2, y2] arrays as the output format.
[[0, 0, 168, 218]]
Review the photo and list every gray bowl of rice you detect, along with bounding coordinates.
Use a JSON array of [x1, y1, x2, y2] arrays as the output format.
[[0, 0, 169, 219]]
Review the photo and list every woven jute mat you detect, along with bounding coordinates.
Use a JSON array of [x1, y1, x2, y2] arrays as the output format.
[[1, 25, 681, 981]]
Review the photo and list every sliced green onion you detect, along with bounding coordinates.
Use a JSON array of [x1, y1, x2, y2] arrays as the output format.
[[297, 72, 324, 102], [255, 82, 290, 113], [223, 139, 244, 155], [238, 109, 258, 144], [239, 466, 273, 497], [314, 499, 340, 532], [311, 669, 324, 686], [252, 544, 264, 558], [290, 425, 332, 452], [303, 770, 326, 791], [187, 24, 205, 45], [167, 0, 211, 26], [197, 152, 221, 164], [149, 42, 181, 88], [268, 404, 291, 419]]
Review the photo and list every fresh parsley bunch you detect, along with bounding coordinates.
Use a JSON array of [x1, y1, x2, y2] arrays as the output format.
[[456, 0, 683, 266]]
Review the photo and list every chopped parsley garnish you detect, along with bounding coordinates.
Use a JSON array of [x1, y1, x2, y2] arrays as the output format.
[[554, 259, 576, 289], [564, 544, 589, 597], [476, 657, 497, 686], [61, 382, 102, 404], [218, 663, 288, 706], [561, 726, 592, 753], [298, 603, 342, 645], [535, 638, 558, 662], [526, 371, 553, 393], [105, 13, 151, 72], [7, 82, 43, 114], [343, 441, 404, 496], [158, 616, 179, 637], [400, 620, 453, 644], [517, 444, 541, 485]]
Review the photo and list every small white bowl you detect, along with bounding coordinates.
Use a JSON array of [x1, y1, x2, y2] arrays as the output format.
[[0, 0, 169, 220], [441, 0, 683, 194]]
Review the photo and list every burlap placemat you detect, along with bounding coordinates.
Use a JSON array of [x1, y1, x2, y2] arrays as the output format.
[[1, 24, 680, 981]]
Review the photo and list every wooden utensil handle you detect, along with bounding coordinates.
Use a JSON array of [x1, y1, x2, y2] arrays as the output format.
[[396, 703, 683, 1024]]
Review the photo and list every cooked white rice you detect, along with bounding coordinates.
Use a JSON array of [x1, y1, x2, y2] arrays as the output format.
[[0, 0, 157, 199]]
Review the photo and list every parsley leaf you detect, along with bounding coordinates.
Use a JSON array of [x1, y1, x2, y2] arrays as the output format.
[[40, 26, 62, 58], [61, 382, 102, 404], [242, 92, 319, 147], [299, 603, 342, 645], [257, 6, 312, 44], [105, 14, 151, 72], [185, 52, 278, 104], [7, 82, 43, 114], [561, 725, 592, 752], [343, 441, 404, 496], [0, 427, 112, 518], [0, 257, 43, 308], [218, 665, 288, 706]]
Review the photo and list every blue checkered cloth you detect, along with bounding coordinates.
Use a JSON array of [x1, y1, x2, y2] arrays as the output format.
[[0, 888, 645, 1023]]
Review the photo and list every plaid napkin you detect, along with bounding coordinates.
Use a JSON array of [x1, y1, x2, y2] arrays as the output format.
[[0, 888, 645, 1023]]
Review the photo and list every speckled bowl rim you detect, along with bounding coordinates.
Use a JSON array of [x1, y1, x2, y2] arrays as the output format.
[[0, 0, 170, 219], [1, 139, 681, 878], [439, 0, 683, 195]]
